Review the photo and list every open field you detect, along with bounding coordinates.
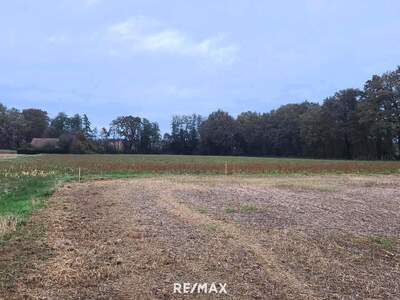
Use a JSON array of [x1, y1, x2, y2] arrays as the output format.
[[1, 155, 400, 298], [1, 154, 399, 234], [1, 175, 399, 299], [2, 154, 400, 175]]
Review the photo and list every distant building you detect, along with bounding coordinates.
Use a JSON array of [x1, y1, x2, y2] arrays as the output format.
[[31, 138, 60, 149]]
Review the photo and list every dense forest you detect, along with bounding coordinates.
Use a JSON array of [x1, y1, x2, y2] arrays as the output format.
[[1, 67, 399, 160]]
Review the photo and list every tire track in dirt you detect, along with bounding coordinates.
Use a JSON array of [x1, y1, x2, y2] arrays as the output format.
[[113, 179, 290, 299], [155, 186, 318, 300], [156, 176, 400, 299]]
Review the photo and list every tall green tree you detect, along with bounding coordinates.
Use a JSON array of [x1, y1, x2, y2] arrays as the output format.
[[320, 89, 362, 159], [267, 102, 314, 157], [169, 114, 202, 154], [110, 116, 142, 153], [235, 111, 265, 155], [82, 114, 94, 138], [140, 118, 161, 153], [199, 110, 237, 155], [299, 104, 324, 157], [358, 75, 395, 159], [382, 67, 400, 158], [0, 103, 8, 148], [1, 108, 25, 149], [22, 109, 49, 143], [68, 114, 83, 133], [48, 112, 70, 137]]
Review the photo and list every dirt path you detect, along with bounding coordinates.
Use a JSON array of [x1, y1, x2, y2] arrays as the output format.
[[1, 175, 399, 299]]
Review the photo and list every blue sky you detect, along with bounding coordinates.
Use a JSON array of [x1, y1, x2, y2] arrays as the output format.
[[1, 0, 400, 133]]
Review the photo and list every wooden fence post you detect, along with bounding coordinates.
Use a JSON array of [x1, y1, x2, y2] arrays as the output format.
[[78, 167, 81, 182], [225, 161, 228, 175]]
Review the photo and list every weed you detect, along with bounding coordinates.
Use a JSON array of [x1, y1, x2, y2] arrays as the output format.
[[197, 207, 208, 214], [369, 236, 395, 251], [0, 215, 20, 237], [205, 224, 218, 233], [240, 204, 258, 213]]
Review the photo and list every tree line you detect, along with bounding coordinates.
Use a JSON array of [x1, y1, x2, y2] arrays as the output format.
[[1, 66, 399, 159]]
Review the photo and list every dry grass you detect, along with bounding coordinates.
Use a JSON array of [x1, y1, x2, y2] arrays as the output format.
[[274, 182, 338, 192], [0, 215, 19, 237]]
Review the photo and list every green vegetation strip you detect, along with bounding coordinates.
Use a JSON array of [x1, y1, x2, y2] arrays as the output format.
[[0, 175, 66, 241]]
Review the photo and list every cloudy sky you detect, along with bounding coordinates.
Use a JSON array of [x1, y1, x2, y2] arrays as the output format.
[[1, 0, 400, 132]]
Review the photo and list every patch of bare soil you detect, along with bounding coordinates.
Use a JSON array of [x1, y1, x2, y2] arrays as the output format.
[[1, 175, 399, 299]]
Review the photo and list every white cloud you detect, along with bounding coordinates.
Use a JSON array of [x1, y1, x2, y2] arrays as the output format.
[[107, 16, 239, 65]]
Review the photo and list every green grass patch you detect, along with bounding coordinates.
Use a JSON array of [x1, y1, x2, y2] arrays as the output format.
[[224, 204, 258, 214], [0, 175, 73, 240], [0, 176, 54, 217], [205, 224, 218, 233], [240, 204, 258, 213], [369, 236, 396, 251], [196, 207, 208, 214], [225, 207, 237, 213]]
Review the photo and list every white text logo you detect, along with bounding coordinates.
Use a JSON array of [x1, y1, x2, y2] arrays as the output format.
[[173, 282, 228, 294]]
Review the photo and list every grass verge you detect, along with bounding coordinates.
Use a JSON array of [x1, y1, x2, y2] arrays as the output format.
[[0, 176, 72, 242]]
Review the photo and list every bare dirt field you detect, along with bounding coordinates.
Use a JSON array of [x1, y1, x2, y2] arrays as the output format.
[[1, 175, 399, 299]]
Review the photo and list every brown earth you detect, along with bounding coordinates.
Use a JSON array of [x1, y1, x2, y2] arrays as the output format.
[[1, 175, 399, 299]]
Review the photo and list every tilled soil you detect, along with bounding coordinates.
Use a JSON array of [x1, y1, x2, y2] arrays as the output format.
[[1, 175, 399, 299]]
